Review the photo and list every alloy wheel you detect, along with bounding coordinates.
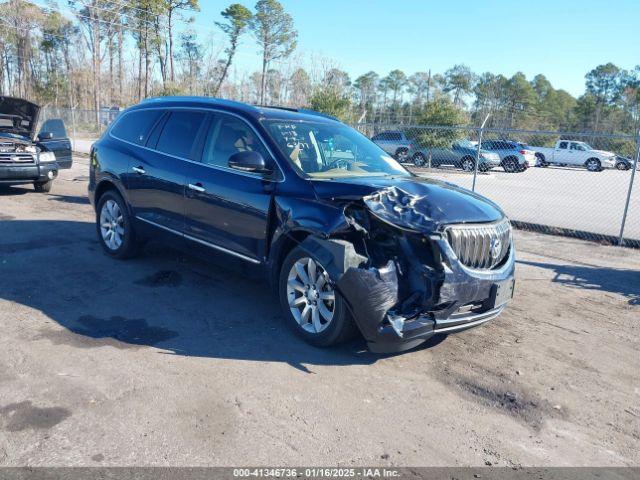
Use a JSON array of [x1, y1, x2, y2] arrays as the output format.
[[100, 199, 125, 251], [286, 257, 335, 334]]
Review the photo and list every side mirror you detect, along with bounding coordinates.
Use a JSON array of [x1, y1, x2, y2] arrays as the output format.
[[228, 150, 271, 174], [39, 132, 54, 140]]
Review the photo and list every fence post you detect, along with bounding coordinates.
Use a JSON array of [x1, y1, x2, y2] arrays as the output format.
[[472, 114, 490, 192], [70, 107, 77, 153], [618, 131, 640, 246]]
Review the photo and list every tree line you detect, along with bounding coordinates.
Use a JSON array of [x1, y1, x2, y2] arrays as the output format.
[[0, 0, 638, 136]]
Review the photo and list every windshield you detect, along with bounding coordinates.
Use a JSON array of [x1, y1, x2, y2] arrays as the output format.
[[262, 120, 411, 179]]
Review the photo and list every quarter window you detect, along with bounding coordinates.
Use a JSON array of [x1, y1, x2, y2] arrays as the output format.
[[110, 109, 163, 145], [156, 111, 207, 158], [558, 141, 569, 149]]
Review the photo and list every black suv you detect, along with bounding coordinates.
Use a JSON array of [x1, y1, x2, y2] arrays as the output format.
[[0, 96, 72, 192], [88, 97, 515, 353]]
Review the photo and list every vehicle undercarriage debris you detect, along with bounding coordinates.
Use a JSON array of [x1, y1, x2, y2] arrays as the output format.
[[292, 186, 514, 353]]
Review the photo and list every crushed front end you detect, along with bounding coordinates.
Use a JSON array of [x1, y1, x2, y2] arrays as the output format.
[[303, 186, 516, 353]]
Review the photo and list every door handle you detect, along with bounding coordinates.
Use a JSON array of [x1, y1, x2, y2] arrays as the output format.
[[188, 183, 206, 193], [132, 166, 146, 174]]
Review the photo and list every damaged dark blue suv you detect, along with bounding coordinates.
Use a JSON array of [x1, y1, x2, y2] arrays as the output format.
[[88, 97, 515, 353]]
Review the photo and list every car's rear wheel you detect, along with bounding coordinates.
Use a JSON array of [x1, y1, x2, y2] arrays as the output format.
[[535, 153, 547, 167], [96, 190, 139, 259], [34, 180, 53, 193], [502, 157, 519, 173], [394, 147, 409, 163], [461, 157, 475, 171], [279, 245, 356, 347], [413, 152, 426, 167], [586, 158, 601, 172]]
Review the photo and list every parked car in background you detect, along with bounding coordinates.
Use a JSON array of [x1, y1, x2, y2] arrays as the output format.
[[38, 118, 73, 169], [0, 96, 72, 193], [412, 139, 502, 171], [480, 140, 536, 173], [527, 140, 616, 171], [371, 130, 413, 162], [615, 156, 635, 171], [89, 97, 515, 353]]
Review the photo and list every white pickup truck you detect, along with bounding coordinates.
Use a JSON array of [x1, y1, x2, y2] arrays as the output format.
[[527, 140, 616, 172]]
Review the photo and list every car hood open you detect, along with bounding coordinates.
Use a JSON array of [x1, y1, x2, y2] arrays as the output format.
[[311, 175, 504, 232], [0, 96, 41, 139]]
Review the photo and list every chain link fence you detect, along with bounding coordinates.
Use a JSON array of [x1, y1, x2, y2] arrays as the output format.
[[37, 107, 640, 247], [357, 123, 640, 247]]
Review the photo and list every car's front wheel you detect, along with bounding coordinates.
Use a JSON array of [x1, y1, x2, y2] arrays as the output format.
[[585, 158, 602, 172], [461, 157, 475, 171], [502, 157, 519, 173], [616, 161, 629, 171], [34, 180, 53, 193], [279, 245, 356, 347], [96, 190, 140, 259], [413, 152, 426, 167]]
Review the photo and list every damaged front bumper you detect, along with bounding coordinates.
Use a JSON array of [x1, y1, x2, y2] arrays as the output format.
[[363, 238, 515, 353], [317, 231, 515, 354]]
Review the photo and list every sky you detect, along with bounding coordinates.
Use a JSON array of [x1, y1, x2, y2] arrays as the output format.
[[45, 0, 639, 97], [195, 0, 639, 97]]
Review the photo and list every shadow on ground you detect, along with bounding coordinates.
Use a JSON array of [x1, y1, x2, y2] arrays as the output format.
[[47, 194, 90, 205], [517, 259, 640, 306], [0, 219, 446, 372], [0, 185, 30, 196]]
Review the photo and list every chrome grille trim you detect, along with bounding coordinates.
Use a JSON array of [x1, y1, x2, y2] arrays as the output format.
[[0, 153, 35, 164], [445, 219, 512, 270]]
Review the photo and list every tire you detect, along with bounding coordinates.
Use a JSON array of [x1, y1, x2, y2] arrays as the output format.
[[502, 157, 519, 173], [394, 147, 409, 163], [616, 162, 629, 171], [278, 245, 357, 348], [413, 153, 426, 167], [34, 180, 53, 193], [585, 158, 601, 172], [535, 153, 547, 167], [96, 190, 140, 259], [461, 157, 475, 171]]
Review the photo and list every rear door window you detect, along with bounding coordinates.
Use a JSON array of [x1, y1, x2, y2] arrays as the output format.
[[110, 109, 163, 145], [558, 141, 569, 149], [155, 110, 207, 159]]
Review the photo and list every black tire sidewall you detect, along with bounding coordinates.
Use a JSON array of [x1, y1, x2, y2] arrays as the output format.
[[96, 191, 137, 259], [34, 180, 52, 192], [413, 154, 426, 167], [586, 159, 601, 172], [278, 245, 354, 347], [462, 158, 474, 171]]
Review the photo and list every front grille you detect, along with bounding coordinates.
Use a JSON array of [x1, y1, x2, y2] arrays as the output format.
[[0, 153, 35, 164], [445, 219, 512, 270]]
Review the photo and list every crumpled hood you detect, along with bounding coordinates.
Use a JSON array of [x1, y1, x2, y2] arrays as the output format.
[[310, 175, 504, 231], [0, 96, 41, 139]]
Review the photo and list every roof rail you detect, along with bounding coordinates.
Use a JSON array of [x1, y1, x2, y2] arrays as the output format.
[[258, 105, 339, 121]]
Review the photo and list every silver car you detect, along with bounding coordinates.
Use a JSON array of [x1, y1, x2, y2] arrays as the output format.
[[371, 130, 413, 162], [481, 140, 536, 173]]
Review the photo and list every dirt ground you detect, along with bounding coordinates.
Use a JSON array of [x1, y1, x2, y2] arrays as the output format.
[[0, 157, 638, 467]]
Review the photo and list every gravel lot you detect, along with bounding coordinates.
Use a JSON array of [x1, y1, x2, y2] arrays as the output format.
[[0, 157, 639, 467]]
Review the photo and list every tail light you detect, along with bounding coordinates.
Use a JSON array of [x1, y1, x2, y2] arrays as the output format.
[[519, 150, 527, 154]]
